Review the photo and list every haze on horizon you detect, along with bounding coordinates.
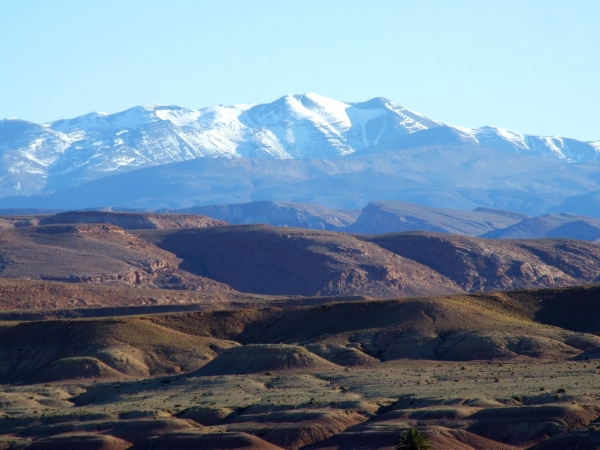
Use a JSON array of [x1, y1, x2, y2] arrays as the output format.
[[0, 0, 599, 141]]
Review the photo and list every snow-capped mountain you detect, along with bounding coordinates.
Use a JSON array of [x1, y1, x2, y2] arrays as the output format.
[[0, 93, 598, 197]]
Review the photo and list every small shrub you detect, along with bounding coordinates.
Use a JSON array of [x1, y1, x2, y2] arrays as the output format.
[[395, 428, 432, 450], [557, 388, 567, 394]]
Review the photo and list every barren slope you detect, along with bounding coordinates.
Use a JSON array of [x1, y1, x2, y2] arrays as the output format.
[[0, 224, 233, 291], [0, 317, 240, 383], [363, 232, 600, 292], [137, 225, 464, 298], [4, 287, 600, 448]]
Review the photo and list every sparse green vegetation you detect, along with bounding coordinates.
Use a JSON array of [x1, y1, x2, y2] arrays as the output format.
[[395, 428, 432, 450]]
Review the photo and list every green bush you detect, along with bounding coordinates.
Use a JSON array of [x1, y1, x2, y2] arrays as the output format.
[[395, 428, 432, 450]]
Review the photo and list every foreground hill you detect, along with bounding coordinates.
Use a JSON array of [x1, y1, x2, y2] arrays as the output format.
[[4, 286, 600, 448], [4, 290, 600, 383]]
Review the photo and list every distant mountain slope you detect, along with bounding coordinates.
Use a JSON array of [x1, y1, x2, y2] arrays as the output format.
[[346, 201, 527, 235], [165, 201, 359, 230], [481, 214, 600, 240], [549, 190, 600, 219], [39, 210, 227, 230], [1, 93, 598, 199], [1, 144, 598, 214]]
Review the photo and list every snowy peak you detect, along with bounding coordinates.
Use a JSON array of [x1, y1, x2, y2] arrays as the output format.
[[0, 94, 597, 198], [445, 125, 600, 162]]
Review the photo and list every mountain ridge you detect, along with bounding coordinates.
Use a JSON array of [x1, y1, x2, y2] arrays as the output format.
[[1, 93, 598, 199]]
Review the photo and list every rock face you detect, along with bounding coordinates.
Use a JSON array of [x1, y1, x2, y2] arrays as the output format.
[[168, 201, 360, 231], [363, 232, 600, 292], [481, 213, 600, 240], [39, 210, 227, 230], [347, 201, 527, 235], [140, 225, 464, 298]]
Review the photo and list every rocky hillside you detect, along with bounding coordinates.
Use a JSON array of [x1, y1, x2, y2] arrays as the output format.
[[363, 232, 600, 292], [138, 226, 464, 298], [0, 224, 232, 291], [1, 223, 600, 298]]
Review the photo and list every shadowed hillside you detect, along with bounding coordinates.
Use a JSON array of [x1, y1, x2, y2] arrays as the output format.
[[138, 225, 464, 297]]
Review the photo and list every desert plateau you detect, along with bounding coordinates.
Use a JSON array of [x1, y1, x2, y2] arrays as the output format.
[[0, 211, 597, 449]]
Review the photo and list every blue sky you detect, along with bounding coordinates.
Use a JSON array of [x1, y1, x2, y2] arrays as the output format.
[[1, 1, 598, 140]]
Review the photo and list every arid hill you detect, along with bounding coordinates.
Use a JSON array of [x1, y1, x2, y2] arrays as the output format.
[[6, 287, 600, 383], [4, 287, 600, 448], [39, 210, 227, 230], [1, 223, 600, 299], [363, 232, 600, 292], [0, 278, 281, 313], [138, 225, 463, 297], [3, 285, 600, 448], [0, 224, 232, 291]]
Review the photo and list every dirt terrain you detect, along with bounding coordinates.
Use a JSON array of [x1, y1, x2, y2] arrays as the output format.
[[3, 286, 600, 448], [2, 217, 600, 448]]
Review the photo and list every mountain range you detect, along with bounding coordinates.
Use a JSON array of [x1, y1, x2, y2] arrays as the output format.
[[1, 93, 599, 215]]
